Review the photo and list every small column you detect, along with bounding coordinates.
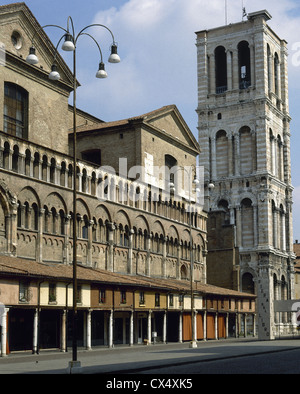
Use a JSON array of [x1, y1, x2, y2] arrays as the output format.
[[163, 311, 167, 344], [203, 310, 207, 341], [234, 133, 240, 176], [1, 307, 9, 357], [215, 312, 218, 340], [130, 311, 134, 346], [236, 205, 242, 247], [37, 209, 44, 263], [145, 234, 151, 277], [87, 220, 94, 267], [33, 308, 38, 354], [226, 313, 229, 339], [86, 310, 92, 350], [193, 311, 197, 343], [253, 204, 258, 247], [232, 49, 239, 90], [211, 137, 217, 180], [107, 223, 115, 272], [226, 50, 232, 90], [162, 237, 167, 278], [209, 53, 216, 94], [61, 310, 67, 352], [147, 310, 152, 344], [108, 310, 113, 348], [249, 44, 255, 87], [128, 229, 134, 275], [179, 312, 183, 343]]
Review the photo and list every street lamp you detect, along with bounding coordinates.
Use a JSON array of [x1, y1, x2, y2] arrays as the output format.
[[169, 167, 200, 348], [26, 16, 120, 373]]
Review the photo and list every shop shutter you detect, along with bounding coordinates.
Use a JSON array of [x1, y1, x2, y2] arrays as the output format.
[[206, 313, 215, 339]]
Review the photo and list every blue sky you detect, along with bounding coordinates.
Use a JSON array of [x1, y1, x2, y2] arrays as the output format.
[[2, 0, 300, 240]]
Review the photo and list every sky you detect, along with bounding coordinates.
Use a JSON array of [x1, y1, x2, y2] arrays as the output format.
[[2, 0, 300, 240]]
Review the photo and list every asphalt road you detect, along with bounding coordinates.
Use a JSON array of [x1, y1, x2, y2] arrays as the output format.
[[140, 346, 300, 374], [0, 337, 300, 375]]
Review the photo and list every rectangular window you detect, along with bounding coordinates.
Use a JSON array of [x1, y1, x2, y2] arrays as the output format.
[[99, 289, 106, 304], [121, 291, 126, 304], [76, 285, 82, 304], [179, 294, 184, 306], [49, 283, 56, 303], [19, 280, 30, 302], [155, 293, 160, 307], [4, 82, 28, 139], [169, 294, 174, 307], [139, 291, 145, 305]]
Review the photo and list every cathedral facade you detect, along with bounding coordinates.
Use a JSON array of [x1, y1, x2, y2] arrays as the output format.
[[0, 3, 255, 355]]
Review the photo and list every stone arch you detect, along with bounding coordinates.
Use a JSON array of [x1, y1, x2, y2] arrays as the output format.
[[114, 209, 131, 228], [43, 192, 67, 213], [134, 214, 150, 233], [151, 220, 165, 237], [76, 198, 91, 219], [18, 186, 40, 208], [95, 204, 111, 223]]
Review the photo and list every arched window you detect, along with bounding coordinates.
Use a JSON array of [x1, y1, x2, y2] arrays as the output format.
[[165, 155, 177, 190], [4, 82, 28, 139], [242, 272, 255, 294], [12, 145, 19, 172], [42, 155, 48, 181], [239, 126, 255, 175], [82, 215, 89, 239], [59, 210, 65, 235], [241, 198, 254, 247], [215, 46, 227, 94], [60, 161, 66, 186], [31, 203, 39, 231], [25, 149, 31, 176], [50, 158, 56, 184], [277, 135, 284, 181], [180, 265, 188, 280], [33, 152, 40, 179], [216, 130, 228, 177], [3, 142, 10, 169], [238, 41, 251, 89], [274, 52, 280, 96]]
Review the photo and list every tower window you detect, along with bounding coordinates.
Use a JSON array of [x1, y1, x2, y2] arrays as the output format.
[[215, 46, 227, 94], [238, 41, 251, 89], [4, 82, 28, 139]]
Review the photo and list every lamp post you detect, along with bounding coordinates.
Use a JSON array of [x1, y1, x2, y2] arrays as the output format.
[[169, 166, 200, 348], [26, 16, 120, 373]]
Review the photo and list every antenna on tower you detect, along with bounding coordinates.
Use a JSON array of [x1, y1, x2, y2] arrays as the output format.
[[242, 0, 247, 20], [225, 0, 228, 24]]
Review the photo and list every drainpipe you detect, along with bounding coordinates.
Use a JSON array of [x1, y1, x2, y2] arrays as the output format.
[[35, 279, 44, 354], [65, 282, 72, 352]]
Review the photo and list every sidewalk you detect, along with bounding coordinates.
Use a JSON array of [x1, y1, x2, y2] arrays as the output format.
[[0, 337, 299, 374]]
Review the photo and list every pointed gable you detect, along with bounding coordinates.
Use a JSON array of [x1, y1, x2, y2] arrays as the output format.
[[0, 2, 74, 88], [142, 105, 200, 154]]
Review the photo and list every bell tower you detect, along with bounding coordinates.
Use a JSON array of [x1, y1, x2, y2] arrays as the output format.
[[196, 10, 295, 339]]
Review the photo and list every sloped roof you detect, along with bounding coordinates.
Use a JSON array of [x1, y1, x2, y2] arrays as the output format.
[[73, 105, 200, 153], [0, 255, 255, 298]]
